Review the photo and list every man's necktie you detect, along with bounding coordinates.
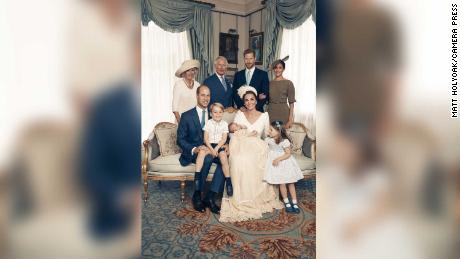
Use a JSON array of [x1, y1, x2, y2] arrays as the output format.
[[201, 109, 206, 129], [221, 76, 227, 91], [246, 70, 251, 85]]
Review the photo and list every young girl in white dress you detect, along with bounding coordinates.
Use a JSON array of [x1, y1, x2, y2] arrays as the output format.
[[264, 120, 304, 213]]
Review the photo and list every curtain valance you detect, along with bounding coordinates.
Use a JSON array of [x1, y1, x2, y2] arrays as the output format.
[[263, 0, 316, 70], [142, 0, 214, 82]]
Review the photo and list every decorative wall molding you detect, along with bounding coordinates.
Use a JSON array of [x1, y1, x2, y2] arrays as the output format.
[[202, 0, 263, 16]]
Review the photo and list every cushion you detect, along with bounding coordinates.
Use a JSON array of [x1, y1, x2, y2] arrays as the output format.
[[302, 137, 312, 158], [293, 154, 316, 171], [153, 122, 182, 156], [286, 123, 307, 155], [148, 153, 314, 175], [149, 153, 217, 174], [222, 110, 237, 124], [149, 134, 160, 160]]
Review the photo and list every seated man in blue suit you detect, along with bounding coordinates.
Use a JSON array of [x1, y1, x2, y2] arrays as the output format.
[[177, 85, 224, 214], [203, 56, 235, 110], [233, 49, 269, 112]]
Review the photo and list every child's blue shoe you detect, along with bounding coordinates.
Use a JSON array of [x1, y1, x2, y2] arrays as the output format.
[[292, 203, 301, 214], [284, 202, 294, 213]]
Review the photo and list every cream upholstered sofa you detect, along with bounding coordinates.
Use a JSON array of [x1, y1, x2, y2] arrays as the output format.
[[141, 111, 316, 202]]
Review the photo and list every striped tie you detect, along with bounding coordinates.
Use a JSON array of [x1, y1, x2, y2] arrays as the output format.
[[221, 76, 227, 91]]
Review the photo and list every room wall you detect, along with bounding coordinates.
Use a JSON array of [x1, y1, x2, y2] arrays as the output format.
[[206, 0, 266, 77], [248, 9, 263, 34], [212, 12, 248, 72]]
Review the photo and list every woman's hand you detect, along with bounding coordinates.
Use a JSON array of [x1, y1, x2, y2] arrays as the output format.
[[285, 120, 293, 129], [272, 159, 280, 166]]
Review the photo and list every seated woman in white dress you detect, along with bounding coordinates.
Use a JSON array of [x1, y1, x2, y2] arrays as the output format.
[[219, 86, 283, 222]]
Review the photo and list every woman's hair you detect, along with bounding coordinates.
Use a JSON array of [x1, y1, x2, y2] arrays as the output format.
[[272, 59, 286, 70], [210, 102, 224, 112], [270, 120, 291, 144]]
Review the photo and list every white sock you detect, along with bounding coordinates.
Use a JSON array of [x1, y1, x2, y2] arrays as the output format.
[[292, 199, 299, 208], [283, 198, 291, 207]]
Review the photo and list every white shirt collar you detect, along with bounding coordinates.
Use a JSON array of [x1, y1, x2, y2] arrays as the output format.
[[196, 106, 208, 114], [216, 73, 225, 80], [245, 66, 255, 74]]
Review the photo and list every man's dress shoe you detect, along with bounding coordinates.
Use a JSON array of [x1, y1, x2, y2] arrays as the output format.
[[192, 192, 205, 212]]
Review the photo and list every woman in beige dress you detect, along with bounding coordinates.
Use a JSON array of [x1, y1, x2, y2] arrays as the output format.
[[172, 60, 200, 123], [219, 86, 283, 222], [267, 60, 296, 128]]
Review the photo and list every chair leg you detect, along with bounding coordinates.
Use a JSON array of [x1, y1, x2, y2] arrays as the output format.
[[180, 180, 186, 203], [143, 178, 149, 203]]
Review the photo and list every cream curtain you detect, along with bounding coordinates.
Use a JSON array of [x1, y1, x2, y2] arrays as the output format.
[[279, 17, 316, 138], [142, 21, 191, 140]]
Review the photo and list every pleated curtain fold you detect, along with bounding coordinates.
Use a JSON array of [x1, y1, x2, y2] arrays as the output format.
[[263, 0, 316, 70]]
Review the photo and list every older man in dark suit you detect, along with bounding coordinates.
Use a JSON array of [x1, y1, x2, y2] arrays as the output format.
[[203, 56, 234, 110], [233, 49, 269, 112]]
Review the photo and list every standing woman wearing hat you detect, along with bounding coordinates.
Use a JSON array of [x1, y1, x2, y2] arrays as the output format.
[[267, 60, 296, 129], [172, 60, 201, 123]]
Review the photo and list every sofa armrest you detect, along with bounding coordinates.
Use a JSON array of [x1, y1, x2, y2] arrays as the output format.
[[142, 135, 160, 169], [142, 140, 150, 181]]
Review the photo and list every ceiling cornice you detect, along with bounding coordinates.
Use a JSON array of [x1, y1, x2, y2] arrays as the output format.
[[201, 0, 264, 16]]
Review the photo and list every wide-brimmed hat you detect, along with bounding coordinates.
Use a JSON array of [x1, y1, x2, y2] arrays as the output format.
[[175, 59, 200, 77]]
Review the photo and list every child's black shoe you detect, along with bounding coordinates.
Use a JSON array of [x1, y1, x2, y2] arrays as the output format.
[[226, 178, 233, 197]]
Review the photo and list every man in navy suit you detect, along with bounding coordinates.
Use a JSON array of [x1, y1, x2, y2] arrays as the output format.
[[233, 49, 269, 112], [203, 56, 234, 109], [177, 85, 224, 214], [80, 82, 140, 238]]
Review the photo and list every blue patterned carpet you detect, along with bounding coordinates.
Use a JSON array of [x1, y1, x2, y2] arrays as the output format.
[[142, 179, 315, 258]]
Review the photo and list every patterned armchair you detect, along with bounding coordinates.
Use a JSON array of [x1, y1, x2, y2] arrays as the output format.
[[141, 111, 315, 202]]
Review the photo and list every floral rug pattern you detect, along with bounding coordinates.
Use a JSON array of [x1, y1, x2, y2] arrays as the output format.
[[142, 180, 315, 258]]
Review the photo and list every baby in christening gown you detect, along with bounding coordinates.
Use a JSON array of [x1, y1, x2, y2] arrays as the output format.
[[228, 122, 258, 138]]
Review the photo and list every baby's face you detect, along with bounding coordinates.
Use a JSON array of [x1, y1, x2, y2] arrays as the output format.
[[229, 124, 241, 133]]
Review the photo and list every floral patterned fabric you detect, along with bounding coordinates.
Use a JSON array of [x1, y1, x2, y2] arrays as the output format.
[[154, 122, 182, 156], [286, 123, 307, 155]]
